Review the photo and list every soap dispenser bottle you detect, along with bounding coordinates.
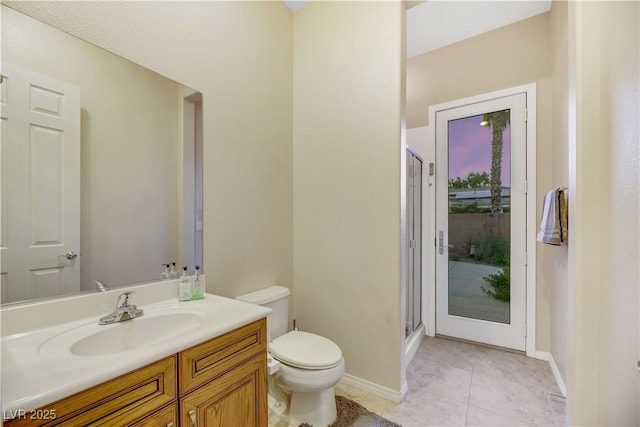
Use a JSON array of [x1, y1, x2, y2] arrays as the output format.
[[161, 263, 171, 280], [169, 262, 179, 279], [191, 265, 204, 300], [179, 266, 192, 301]]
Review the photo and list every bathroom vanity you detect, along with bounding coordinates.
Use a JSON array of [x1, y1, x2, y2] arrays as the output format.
[[1, 281, 270, 426]]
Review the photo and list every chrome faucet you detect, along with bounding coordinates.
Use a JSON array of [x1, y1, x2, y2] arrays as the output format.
[[99, 291, 144, 325]]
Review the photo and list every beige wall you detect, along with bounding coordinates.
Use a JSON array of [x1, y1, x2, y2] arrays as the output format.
[[594, 3, 639, 421], [2, 6, 182, 291], [548, 0, 570, 388], [565, 1, 639, 424], [407, 13, 551, 128], [6, 1, 295, 299], [293, 2, 405, 391], [406, 13, 554, 352]]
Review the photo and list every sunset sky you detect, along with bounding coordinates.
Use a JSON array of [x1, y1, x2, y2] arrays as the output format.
[[448, 113, 511, 186]]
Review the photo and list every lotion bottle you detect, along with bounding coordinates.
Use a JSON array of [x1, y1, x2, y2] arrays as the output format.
[[161, 263, 171, 280], [179, 266, 192, 301], [169, 262, 179, 279], [191, 265, 204, 300]]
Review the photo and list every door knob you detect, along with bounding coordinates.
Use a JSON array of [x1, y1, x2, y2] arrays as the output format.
[[58, 250, 79, 260]]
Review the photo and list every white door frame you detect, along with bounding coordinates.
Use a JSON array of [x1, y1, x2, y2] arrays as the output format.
[[426, 83, 537, 357]]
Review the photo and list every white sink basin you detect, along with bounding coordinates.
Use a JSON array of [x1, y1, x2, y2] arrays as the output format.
[[39, 305, 207, 358], [70, 312, 200, 356]]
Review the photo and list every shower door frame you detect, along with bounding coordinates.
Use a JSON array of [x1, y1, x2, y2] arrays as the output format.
[[406, 147, 424, 341]]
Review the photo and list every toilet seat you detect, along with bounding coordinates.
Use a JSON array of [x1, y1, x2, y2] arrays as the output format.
[[269, 331, 342, 370]]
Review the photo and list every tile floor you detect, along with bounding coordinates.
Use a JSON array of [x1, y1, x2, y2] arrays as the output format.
[[270, 336, 565, 426]]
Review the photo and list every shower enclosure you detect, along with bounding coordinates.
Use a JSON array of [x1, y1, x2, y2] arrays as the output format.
[[406, 148, 423, 339]]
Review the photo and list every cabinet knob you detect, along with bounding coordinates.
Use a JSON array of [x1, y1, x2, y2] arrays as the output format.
[[188, 409, 197, 426], [166, 423, 174, 427]]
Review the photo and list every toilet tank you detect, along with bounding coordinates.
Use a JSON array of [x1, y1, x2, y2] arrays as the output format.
[[235, 286, 290, 341]]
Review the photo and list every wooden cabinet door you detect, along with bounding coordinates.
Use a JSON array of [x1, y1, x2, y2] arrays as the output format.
[[129, 403, 178, 427], [180, 354, 267, 427]]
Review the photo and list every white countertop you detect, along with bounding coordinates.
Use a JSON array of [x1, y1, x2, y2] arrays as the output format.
[[1, 282, 271, 417]]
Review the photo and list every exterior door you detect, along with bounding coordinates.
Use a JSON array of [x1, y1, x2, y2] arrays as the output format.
[[1, 63, 81, 303], [435, 93, 527, 350]]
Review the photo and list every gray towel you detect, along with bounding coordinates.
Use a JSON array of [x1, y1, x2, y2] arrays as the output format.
[[537, 188, 568, 245]]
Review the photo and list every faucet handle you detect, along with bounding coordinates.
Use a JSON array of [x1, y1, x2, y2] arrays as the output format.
[[116, 291, 135, 307], [95, 280, 110, 292]]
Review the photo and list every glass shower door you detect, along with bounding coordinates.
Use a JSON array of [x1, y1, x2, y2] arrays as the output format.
[[406, 149, 422, 339]]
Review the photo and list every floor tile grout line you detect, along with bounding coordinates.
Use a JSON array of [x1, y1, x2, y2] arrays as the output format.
[[415, 352, 475, 374], [464, 365, 474, 426]]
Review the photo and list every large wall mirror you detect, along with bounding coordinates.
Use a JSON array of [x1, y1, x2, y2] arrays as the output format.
[[1, 5, 203, 304]]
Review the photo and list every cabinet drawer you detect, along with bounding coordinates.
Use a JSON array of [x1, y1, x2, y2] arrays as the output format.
[[5, 356, 177, 427], [179, 318, 266, 396], [180, 353, 267, 427], [130, 402, 178, 427]]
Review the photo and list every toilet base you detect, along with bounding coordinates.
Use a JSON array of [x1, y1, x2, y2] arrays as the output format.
[[288, 387, 337, 427], [268, 376, 289, 423]]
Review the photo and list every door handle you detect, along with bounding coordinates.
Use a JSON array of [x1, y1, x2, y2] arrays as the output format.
[[58, 250, 79, 260], [438, 232, 454, 254]]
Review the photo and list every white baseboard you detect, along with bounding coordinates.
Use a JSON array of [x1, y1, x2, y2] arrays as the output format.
[[535, 351, 567, 398], [339, 373, 407, 403], [534, 350, 549, 361], [404, 324, 425, 366]]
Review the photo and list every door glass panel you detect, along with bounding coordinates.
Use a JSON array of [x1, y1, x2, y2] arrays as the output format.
[[406, 153, 414, 338], [406, 151, 423, 339], [412, 158, 422, 332], [447, 110, 511, 324]]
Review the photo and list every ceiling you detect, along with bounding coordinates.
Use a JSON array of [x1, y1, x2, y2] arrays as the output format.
[[283, 0, 552, 58], [283, 1, 313, 13]]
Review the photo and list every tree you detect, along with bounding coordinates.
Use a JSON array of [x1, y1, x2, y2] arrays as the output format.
[[449, 176, 465, 189], [483, 110, 510, 213], [466, 171, 490, 188], [448, 171, 490, 190]]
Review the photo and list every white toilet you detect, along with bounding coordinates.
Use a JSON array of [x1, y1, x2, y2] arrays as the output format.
[[236, 286, 345, 427]]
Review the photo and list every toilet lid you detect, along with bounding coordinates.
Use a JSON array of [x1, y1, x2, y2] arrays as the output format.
[[269, 331, 343, 370]]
